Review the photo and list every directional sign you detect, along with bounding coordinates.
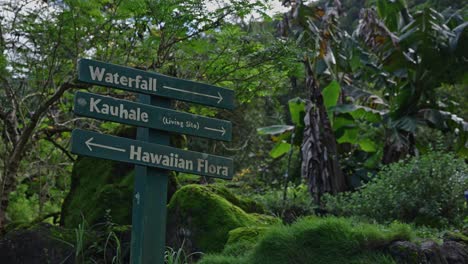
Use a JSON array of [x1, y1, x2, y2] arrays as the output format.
[[78, 59, 234, 110], [73, 92, 232, 141], [71, 129, 233, 179]]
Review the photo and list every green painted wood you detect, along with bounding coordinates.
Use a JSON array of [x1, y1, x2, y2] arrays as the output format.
[[73, 91, 232, 141], [77, 59, 234, 110], [130, 95, 170, 264], [70, 129, 233, 179]]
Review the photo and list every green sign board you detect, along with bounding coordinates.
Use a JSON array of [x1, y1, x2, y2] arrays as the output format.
[[71, 129, 233, 179], [78, 59, 235, 110], [73, 92, 232, 141], [75, 58, 236, 264]]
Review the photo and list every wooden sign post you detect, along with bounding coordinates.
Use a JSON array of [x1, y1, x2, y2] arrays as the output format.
[[131, 95, 170, 263], [72, 59, 234, 264]]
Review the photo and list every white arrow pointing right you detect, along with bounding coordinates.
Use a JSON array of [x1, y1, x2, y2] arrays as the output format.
[[204, 126, 226, 136], [162, 85, 223, 104]]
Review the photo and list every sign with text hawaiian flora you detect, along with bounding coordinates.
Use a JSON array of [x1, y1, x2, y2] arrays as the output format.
[[71, 129, 233, 179], [73, 92, 232, 141], [78, 59, 234, 110]]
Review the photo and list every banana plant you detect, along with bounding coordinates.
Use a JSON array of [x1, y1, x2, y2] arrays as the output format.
[[257, 97, 306, 159], [354, 0, 468, 161]]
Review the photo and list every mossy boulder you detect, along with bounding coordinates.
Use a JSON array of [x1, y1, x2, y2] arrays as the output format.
[[199, 217, 416, 264], [205, 185, 266, 214], [166, 184, 279, 254], [226, 226, 268, 246], [61, 156, 179, 228], [60, 158, 134, 227], [61, 125, 181, 228], [222, 226, 269, 257]]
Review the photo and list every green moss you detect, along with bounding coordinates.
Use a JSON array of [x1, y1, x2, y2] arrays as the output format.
[[176, 173, 201, 185], [249, 213, 280, 225], [167, 185, 278, 253], [199, 217, 411, 264], [444, 231, 468, 245], [227, 226, 269, 246], [223, 227, 269, 257], [246, 217, 403, 264], [61, 157, 134, 227], [48, 225, 77, 244], [198, 255, 245, 264], [205, 185, 266, 214], [62, 146, 178, 229]]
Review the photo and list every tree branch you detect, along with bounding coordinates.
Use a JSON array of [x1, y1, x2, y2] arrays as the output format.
[[43, 136, 75, 162], [6, 80, 89, 176]]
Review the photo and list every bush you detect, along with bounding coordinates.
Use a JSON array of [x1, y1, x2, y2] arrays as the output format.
[[324, 151, 468, 227], [253, 184, 316, 223]]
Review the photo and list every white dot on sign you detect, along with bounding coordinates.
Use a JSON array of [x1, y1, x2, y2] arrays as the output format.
[[78, 98, 87, 106]]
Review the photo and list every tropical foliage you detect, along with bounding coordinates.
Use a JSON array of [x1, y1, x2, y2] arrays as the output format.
[[0, 0, 466, 262]]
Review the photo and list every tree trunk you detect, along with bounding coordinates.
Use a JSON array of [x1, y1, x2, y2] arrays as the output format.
[[0, 169, 19, 230], [301, 62, 347, 204]]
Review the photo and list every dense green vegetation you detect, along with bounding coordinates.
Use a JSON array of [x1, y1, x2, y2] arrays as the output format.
[[0, 0, 466, 263]]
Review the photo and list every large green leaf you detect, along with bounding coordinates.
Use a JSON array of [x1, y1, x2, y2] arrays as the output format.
[[451, 21, 468, 53], [322, 80, 341, 110], [333, 104, 383, 123], [288, 97, 306, 126], [392, 116, 418, 133], [419, 108, 468, 157], [337, 127, 359, 144], [257, 125, 294, 136], [269, 142, 292, 159], [358, 139, 378, 152], [376, 0, 408, 32], [333, 114, 355, 131]]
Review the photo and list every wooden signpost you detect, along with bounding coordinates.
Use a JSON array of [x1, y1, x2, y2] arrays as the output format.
[[71, 59, 234, 264]]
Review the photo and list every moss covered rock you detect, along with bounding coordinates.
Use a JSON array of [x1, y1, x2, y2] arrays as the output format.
[[61, 126, 181, 228], [60, 158, 134, 227], [166, 184, 279, 254], [205, 185, 266, 214], [199, 217, 416, 264], [61, 157, 178, 228], [226, 226, 269, 246], [222, 226, 269, 257]]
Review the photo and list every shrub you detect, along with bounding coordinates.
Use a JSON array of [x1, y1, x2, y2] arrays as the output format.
[[324, 151, 468, 227], [253, 184, 316, 223]]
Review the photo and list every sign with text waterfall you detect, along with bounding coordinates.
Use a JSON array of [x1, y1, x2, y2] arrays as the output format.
[[78, 59, 234, 109]]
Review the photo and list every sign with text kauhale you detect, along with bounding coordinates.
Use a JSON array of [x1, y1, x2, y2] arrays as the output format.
[[71, 59, 235, 264]]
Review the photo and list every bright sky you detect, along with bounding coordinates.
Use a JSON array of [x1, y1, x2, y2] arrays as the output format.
[[204, 0, 290, 17]]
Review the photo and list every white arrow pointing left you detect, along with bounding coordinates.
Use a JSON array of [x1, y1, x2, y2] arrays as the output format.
[[85, 137, 126, 152]]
